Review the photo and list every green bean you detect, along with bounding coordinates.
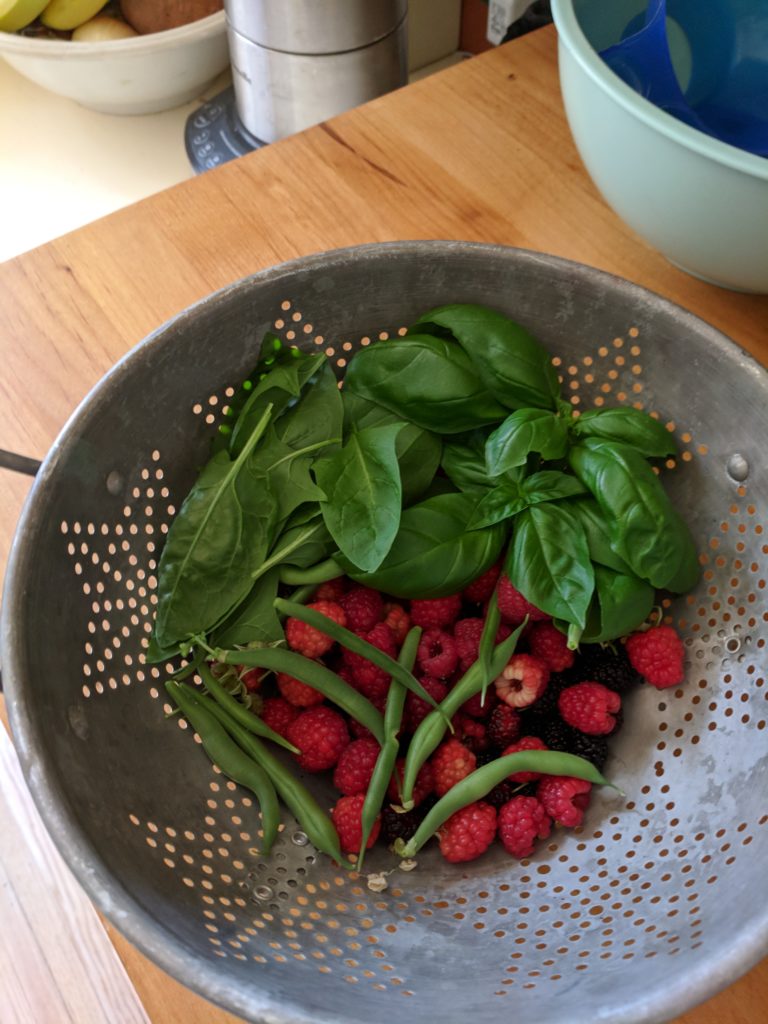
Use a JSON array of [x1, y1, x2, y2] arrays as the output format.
[[271, 598, 446, 717], [212, 646, 385, 745], [396, 751, 617, 859], [285, 583, 317, 607], [477, 589, 502, 707], [198, 663, 300, 753], [165, 681, 281, 856], [356, 626, 421, 871], [192, 689, 345, 865], [170, 645, 205, 681], [279, 558, 343, 587], [400, 619, 527, 809]]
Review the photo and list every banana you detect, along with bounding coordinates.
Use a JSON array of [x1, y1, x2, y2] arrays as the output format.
[[0, 0, 50, 32], [40, 0, 108, 31]]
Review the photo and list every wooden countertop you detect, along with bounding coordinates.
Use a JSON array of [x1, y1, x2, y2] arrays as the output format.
[[1, 24, 766, 1024]]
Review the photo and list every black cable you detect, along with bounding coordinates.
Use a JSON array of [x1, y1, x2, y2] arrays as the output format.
[[0, 449, 41, 477]]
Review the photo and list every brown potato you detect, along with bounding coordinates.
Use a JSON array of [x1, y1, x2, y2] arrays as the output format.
[[119, 0, 222, 35]]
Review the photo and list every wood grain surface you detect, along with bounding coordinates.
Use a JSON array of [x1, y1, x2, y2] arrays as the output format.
[[0, 24, 766, 1024]]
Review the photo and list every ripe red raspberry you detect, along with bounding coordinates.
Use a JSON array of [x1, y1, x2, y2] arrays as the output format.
[[558, 681, 620, 735], [383, 602, 411, 645], [332, 793, 381, 853], [537, 775, 592, 827], [528, 621, 575, 672], [236, 666, 265, 693], [462, 563, 501, 603], [417, 627, 458, 678], [460, 688, 498, 719], [498, 796, 552, 858], [497, 574, 550, 625], [409, 595, 462, 629], [404, 675, 448, 732], [286, 706, 350, 772], [431, 737, 477, 797], [387, 758, 434, 807], [501, 735, 549, 783], [285, 601, 347, 659], [343, 622, 397, 702], [438, 801, 497, 863], [452, 712, 488, 752], [625, 625, 686, 689], [260, 696, 299, 739], [277, 670, 325, 708], [454, 617, 484, 670], [340, 586, 384, 633], [494, 653, 550, 708], [487, 703, 522, 748], [314, 577, 348, 602], [333, 737, 381, 795]]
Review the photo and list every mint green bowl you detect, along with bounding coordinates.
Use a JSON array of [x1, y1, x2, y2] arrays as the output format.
[[551, 0, 768, 293]]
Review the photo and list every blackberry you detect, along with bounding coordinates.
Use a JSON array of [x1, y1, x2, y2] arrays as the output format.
[[380, 805, 424, 845], [485, 780, 518, 808], [530, 671, 573, 716], [539, 716, 572, 752], [568, 731, 610, 772], [575, 643, 640, 694]]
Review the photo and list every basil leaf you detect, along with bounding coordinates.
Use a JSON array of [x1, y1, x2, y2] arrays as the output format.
[[410, 303, 560, 410], [561, 565, 655, 644], [339, 492, 507, 598], [315, 423, 404, 572], [344, 334, 507, 433], [573, 408, 677, 458], [466, 482, 527, 530], [506, 502, 594, 629], [442, 432, 499, 492], [485, 409, 568, 475], [213, 568, 283, 648], [569, 439, 699, 592], [568, 496, 634, 575], [522, 470, 587, 504]]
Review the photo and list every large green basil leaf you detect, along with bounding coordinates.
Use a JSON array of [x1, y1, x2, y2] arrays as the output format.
[[315, 423, 404, 572], [344, 334, 507, 434], [573, 407, 677, 458], [466, 483, 527, 530], [213, 568, 283, 648], [569, 439, 699, 592], [521, 470, 587, 504], [568, 496, 634, 575], [441, 431, 499, 492], [506, 502, 594, 629], [485, 410, 569, 475], [339, 492, 507, 598], [559, 565, 655, 644], [410, 303, 560, 410]]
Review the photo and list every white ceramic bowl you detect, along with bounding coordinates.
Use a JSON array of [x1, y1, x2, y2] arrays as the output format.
[[0, 11, 228, 115], [551, 0, 768, 294]]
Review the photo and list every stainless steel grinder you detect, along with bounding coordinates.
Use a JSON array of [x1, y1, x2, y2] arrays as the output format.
[[224, 0, 409, 144]]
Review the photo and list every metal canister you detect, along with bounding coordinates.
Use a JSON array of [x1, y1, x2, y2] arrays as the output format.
[[224, 0, 408, 143]]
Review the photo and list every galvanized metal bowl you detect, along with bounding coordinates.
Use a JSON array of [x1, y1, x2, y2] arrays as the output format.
[[3, 242, 767, 1024]]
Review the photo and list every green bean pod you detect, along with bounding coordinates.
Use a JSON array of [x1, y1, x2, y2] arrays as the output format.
[[400, 619, 527, 809], [279, 558, 343, 587], [356, 626, 422, 871], [212, 646, 385, 745], [194, 690, 345, 865], [397, 750, 617, 859], [198, 663, 300, 753], [165, 681, 281, 856], [477, 588, 502, 707]]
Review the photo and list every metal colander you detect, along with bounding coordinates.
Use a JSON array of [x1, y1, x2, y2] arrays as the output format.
[[3, 242, 767, 1024]]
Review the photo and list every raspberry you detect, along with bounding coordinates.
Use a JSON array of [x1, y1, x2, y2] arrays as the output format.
[[460, 688, 498, 719], [625, 625, 686, 689], [559, 682, 620, 735], [497, 574, 550, 625], [260, 697, 299, 738], [431, 738, 477, 796], [277, 670, 325, 707], [487, 704, 522, 748], [404, 675, 448, 732], [409, 595, 462, 629], [332, 793, 380, 853], [495, 653, 550, 708], [287, 706, 350, 772], [314, 577, 348, 602], [387, 759, 434, 807], [333, 737, 381, 795], [501, 735, 549, 783], [417, 627, 458, 678], [343, 622, 397, 701], [528, 622, 575, 672], [452, 712, 488, 752], [285, 601, 347, 659], [498, 796, 552, 857], [340, 586, 384, 633], [438, 801, 497, 863], [454, 617, 484, 669], [537, 776, 592, 827], [383, 602, 411, 645], [380, 804, 427, 845], [237, 666, 264, 693], [575, 643, 641, 694], [462, 563, 501, 603]]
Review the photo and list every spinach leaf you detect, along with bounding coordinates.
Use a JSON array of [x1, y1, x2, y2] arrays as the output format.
[[241, 426, 326, 525], [152, 407, 276, 655], [573, 407, 677, 458], [521, 470, 587, 504], [560, 565, 655, 644], [278, 360, 343, 450], [441, 431, 499, 492], [569, 439, 699, 592], [568, 496, 634, 575], [315, 423, 404, 572], [344, 334, 507, 434], [253, 507, 334, 582], [506, 502, 594, 629], [339, 492, 507, 598], [410, 303, 560, 411], [466, 482, 527, 530], [485, 410, 569, 475], [212, 567, 283, 648]]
